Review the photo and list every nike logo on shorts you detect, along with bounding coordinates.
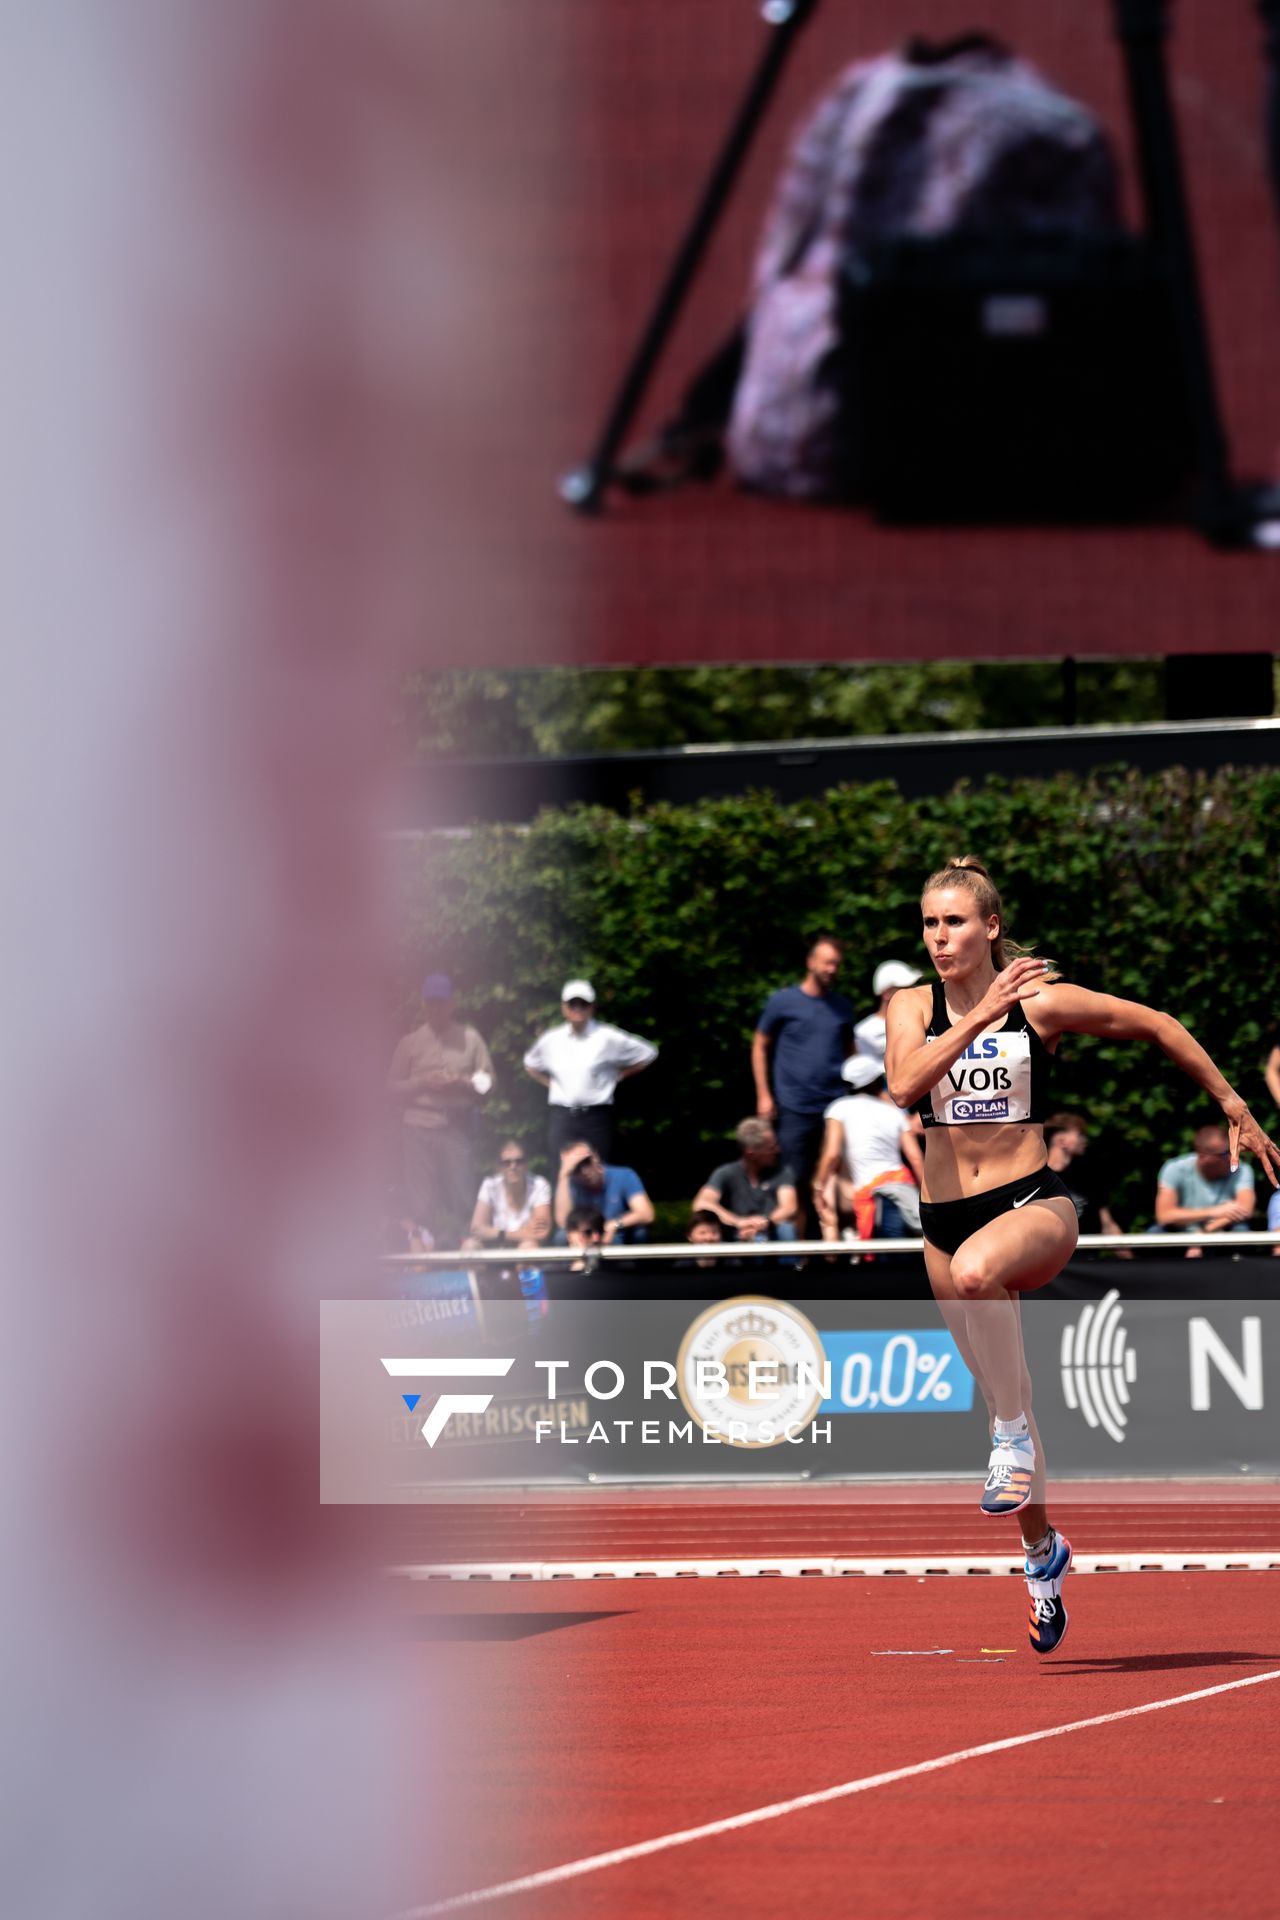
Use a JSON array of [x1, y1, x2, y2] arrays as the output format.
[[1012, 1189, 1041, 1209]]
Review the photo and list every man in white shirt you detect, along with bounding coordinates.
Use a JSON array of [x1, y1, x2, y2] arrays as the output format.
[[813, 1054, 923, 1243], [523, 978, 658, 1164], [854, 959, 922, 1067]]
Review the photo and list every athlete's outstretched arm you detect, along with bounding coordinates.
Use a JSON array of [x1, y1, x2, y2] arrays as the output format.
[[1038, 984, 1280, 1187]]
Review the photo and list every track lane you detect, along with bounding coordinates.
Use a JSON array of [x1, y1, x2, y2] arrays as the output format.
[[401, 1572, 1280, 1917]]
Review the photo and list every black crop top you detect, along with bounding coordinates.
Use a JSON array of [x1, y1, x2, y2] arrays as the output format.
[[915, 981, 1053, 1128]]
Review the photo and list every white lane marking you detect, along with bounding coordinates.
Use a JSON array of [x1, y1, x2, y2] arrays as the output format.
[[397, 1666, 1280, 1917], [392, 1554, 1280, 1580]]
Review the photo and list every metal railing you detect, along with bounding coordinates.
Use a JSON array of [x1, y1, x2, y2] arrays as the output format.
[[382, 1229, 1280, 1269]]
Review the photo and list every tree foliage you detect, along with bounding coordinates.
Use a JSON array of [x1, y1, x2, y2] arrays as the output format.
[[392, 765, 1280, 1226], [395, 661, 1171, 759]]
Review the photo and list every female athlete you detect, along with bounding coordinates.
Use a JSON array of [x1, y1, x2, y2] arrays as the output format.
[[884, 857, 1280, 1654]]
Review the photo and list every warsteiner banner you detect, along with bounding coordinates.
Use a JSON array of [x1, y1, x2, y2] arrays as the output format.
[[320, 1291, 1278, 1499]]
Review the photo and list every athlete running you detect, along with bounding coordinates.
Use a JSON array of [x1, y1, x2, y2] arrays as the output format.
[[884, 856, 1280, 1654]]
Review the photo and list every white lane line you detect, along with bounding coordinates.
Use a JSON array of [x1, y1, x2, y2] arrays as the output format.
[[393, 1553, 1280, 1580], [396, 1666, 1280, 1917]]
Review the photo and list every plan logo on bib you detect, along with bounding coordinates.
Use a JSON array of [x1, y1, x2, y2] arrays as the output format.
[[1059, 1290, 1137, 1444], [929, 1029, 1032, 1126]]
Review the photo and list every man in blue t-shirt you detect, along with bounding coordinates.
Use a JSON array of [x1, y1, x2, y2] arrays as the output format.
[[752, 936, 854, 1234], [554, 1141, 655, 1245], [1153, 1124, 1255, 1255]]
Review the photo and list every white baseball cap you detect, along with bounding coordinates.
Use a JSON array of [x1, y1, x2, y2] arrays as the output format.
[[873, 960, 921, 995], [841, 1054, 885, 1091], [561, 978, 596, 1004]]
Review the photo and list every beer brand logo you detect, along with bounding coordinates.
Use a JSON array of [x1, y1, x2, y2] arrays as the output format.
[[676, 1296, 828, 1449]]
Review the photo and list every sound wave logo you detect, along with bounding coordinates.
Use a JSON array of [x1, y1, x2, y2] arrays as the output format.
[[382, 1357, 515, 1446], [1059, 1289, 1137, 1444]]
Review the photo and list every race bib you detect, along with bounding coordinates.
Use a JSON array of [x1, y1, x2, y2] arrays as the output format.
[[928, 1028, 1032, 1126]]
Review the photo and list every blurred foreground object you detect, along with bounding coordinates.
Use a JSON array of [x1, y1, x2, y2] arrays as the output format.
[[0, 3, 498, 1912], [572, 2, 1278, 543]]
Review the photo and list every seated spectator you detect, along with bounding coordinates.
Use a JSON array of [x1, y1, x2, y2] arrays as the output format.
[[564, 1204, 606, 1270], [1043, 1112, 1130, 1257], [1154, 1124, 1256, 1257], [682, 1209, 732, 1271], [814, 1056, 922, 1243], [554, 1141, 655, 1245], [463, 1140, 552, 1251], [383, 1213, 433, 1255], [692, 1119, 798, 1242], [1269, 1185, 1280, 1257]]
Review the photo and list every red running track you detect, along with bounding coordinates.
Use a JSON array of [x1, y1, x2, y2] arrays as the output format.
[[391, 1571, 1280, 1919], [376, 1483, 1280, 1568]]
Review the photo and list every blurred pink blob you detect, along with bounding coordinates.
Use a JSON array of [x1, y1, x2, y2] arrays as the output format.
[[0, 4, 566, 1913]]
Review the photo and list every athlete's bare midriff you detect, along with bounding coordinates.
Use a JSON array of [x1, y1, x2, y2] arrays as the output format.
[[920, 1120, 1048, 1203]]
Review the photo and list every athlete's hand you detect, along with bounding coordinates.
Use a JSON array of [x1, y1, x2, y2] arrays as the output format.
[[978, 956, 1052, 1022], [1226, 1106, 1280, 1188]]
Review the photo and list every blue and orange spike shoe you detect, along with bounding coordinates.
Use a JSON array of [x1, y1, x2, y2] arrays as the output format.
[[1026, 1532, 1072, 1655], [979, 1433, 1036, 1516]]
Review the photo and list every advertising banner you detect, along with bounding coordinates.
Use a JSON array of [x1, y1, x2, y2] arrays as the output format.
[[321, 1289, 1279, 1500]]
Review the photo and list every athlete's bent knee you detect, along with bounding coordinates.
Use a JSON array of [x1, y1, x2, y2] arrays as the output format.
[[951, 1251, 997, 1299]]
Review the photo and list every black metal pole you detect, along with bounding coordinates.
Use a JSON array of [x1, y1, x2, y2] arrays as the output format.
[[1062, 657, 1078, 727], [1259, 2, 1280, 216], [1112, 0, 1240, 537], [560, 0, 819, 515]]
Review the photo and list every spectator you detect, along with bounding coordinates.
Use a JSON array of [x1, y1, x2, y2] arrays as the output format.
[[554, 1141, 655, 1245], [523, 978, 658, 1165], [1268, 1185, 1280, 1256], [692, 1118, 798, 1242], [1265, 1033, 1280, 1113], [1154, 1123, 1256, 1256], [463, 1140, 552, 1251], [813, 1055, 922, 1243], [383, 1213, 433, 1256], [854, 959, 922, 1069], [387, 973, 493, 1249], [564, 1205, 606, 1271], [752, 935, 855, 1231], [1043, 1111, 1130, 1254], [684, 1209, 730, 1271]]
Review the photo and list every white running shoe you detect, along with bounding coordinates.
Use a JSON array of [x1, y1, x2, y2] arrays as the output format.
[[1026, 1532, 1072, 1654], [979, 1432, 1036, 1516]]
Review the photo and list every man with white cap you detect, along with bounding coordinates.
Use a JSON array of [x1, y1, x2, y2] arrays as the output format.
[[854, 959, 922, 1068], [523, 979, 658, 1165], [813, 1052, 923, 1244]]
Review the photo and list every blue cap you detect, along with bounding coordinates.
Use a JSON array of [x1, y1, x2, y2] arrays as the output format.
[[421, 972, 453, 1000]]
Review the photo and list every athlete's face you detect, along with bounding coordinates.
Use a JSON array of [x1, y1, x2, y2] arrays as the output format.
[[920, 888, 999, 977]]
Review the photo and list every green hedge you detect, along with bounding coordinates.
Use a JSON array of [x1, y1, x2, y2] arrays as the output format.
[[394, 766, 1280, 1228]]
